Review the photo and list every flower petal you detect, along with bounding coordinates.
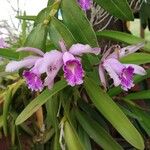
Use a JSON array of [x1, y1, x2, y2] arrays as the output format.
[[17, 47, 44, 56], [59, 40, 67, 52], [23, 70, 44, 91], [31, 58, 45, 75], [43, 50, 63, 74], [124, 64, 146, 75], [119, 43, 144, 58], [99, 64, 107, 89], [103, 59, 123, 86], [103, 58, 124, 74], [5, 56, 40, 72], [78, 0, 91, 11], [0, 38, 9, 48], [43, 50, 63, 89], [119, 66, 134, 91], [69, 43, 100, 56], [63, 52, 75, 64], [63, 59, 84, 86]]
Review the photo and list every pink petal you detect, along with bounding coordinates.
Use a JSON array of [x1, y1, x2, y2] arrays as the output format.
[[43, 50, 63, 74], [31, 58, 45, 75], [103, 59, 124, 86], [42, 50, 63, 89], [59, 40, 67, 52], [119, 43, 144, 58], [23, 70, 44, 92], [124, 64, 146, 75], [63, 59, 84, 86], [103, 58, 124, 74], [17, 47, 44, 56], [0, 38, 9, 48], [78, 0, 91, 11], [99, 64, 107, 89], [5, 56, 40, 72], [63, 52, 75, 64], [69, 43, 100, 56]]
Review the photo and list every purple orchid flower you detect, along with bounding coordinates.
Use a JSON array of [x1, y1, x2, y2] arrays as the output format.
[[78, 0, 91, 11], [5, 42, 100, 91], [99, 43, 146, 91], [6, 47, 63, 91], [0, 38, 9, 48], [60, 41, 100, 86]]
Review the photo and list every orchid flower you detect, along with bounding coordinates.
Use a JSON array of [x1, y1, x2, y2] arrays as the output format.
[[78, 0, 91, 11], [5, 42, 100, 91], [6, 47, 63, 91], [0, 38, 9, 48], [60, 41, 100, 86], [99, 43, 146, 91]]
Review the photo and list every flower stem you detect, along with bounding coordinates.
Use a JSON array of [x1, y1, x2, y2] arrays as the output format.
[[36, 106, 45, 132]]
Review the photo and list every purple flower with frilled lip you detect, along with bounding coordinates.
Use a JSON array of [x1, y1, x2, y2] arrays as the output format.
[[5, 42, 100, 91], [99, 43, 146, 91], [63, 52, 84, 86], [23, 70, 44, 91], [78, 0, 91, 11], [5, 47, 63, 91], [60, 41, 100, 86]]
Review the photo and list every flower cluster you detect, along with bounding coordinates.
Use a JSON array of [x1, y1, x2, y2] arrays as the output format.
[[5, 41, 100, 91], [99, 43, 146, 91], [5, 41, 146, 92]]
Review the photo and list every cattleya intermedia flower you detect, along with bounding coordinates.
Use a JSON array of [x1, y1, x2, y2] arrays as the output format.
[[78, 0, 91, 11], [5, 42, 100, 91], [0, 38, 9, 48], [99, 43, 146, 91]]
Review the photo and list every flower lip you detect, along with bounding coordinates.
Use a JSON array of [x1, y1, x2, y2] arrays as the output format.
[[119, 66, 134, 91], [63, 59, 84, 86], [23, 70, 44, 92]]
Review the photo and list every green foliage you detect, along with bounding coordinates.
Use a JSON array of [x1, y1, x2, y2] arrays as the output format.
[[61, 0, 98, 47], [94, 0, 134, 20], [1, 0, 150, 149]]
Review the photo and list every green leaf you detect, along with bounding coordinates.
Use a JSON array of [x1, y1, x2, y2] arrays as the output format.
[[49, 17, 76, 48], [84, 77, 144, 150], [75, 109, 123, 150], [120, 53, 150, 64], [0, 48, 19, 60], [64, 120, 85, 150], [126, 105, 150, 136], [34, 7, 51, 26], [96, 30, 150, 52], [16, 15, 36, 21], [45, 96, 59, 130], [61, 0, 98, 47], [34, 1, 61, 26], [78, 100, 108, 130], [15, 79, 67, 125], [23, 23, 47, 53], [0, 115, 3, 128], [77, 125, 92, 150], [3, 80, 24, 136], [125, 90, 150, 100], [94, 0, 134, 20]]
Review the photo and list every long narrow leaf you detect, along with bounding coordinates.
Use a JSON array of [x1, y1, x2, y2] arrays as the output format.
[[15, 80, 67, 125], [84, 77, 144, 150], [75, 109, 123, 150]]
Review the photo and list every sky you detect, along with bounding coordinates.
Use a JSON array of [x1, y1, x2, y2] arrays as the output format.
[[0, 0, 47, 38], [0, 0, 47, 20]]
